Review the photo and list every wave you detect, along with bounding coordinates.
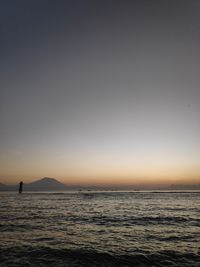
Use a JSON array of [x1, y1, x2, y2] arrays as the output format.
[[1, 215, 199, 231], [0, 223, 43, 231], [67, 214, 200, 227], [0, 246, 199, 267]]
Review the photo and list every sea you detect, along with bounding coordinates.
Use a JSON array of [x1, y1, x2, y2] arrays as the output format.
[[0, 191, 199, 266]]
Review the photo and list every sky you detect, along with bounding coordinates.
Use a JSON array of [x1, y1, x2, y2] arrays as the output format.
[[0, 0, 200, 186]]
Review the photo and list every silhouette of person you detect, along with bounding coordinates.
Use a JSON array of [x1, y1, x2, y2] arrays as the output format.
[[19, 181, 23, 194]]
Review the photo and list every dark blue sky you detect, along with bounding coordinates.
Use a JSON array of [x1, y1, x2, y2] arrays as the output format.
[[0, 0, 200, 185]]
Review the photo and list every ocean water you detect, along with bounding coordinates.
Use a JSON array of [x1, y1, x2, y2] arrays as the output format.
[[0, 191, 199, 266]]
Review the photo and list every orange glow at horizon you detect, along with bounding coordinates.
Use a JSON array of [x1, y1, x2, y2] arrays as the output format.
[[1, 158, 200, 185], [1, 139, 200, 185]]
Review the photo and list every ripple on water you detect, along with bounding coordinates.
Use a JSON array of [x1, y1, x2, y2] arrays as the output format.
[[0, 191, 200, 266]]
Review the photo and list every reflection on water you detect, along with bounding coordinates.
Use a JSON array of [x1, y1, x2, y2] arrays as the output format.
[[0, 191, 200, 266]]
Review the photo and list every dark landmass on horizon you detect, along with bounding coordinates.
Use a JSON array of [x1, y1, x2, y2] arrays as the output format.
[[0, 177, 200, 191], [0, 177, 67, 191]]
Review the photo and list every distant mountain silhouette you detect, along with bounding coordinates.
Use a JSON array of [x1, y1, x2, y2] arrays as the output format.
[[0, 177, 67, 191], [25, 177, 67, 191]]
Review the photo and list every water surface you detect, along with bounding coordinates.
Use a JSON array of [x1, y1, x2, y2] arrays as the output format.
[[0, 191, 200, 266]]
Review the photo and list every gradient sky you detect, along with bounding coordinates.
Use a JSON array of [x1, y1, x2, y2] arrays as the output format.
[[0, 0, 200, 185]]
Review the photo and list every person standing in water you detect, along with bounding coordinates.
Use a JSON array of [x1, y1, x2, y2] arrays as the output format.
[[19, 181, 23, 194]]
